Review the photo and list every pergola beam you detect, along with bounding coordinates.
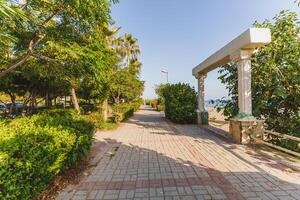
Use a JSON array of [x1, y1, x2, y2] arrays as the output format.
[[192, 28, 271, 76]]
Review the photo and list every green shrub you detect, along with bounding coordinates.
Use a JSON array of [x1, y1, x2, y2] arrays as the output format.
[[154, 84, 167, 112], [111, 103, 135, 123], [83, 101, 142, 129], [83, 109, 105, 128], [83, 109, 118, 130], [150, 99, 158, 109], [157, 104, 165, 112], [131, 98, 143, 111], [81, 104, 99, 114], [162, 83, 197, 124], [145, 99, 151, 105], [0, 109, 95, 200], [110, 112, 122, 123]]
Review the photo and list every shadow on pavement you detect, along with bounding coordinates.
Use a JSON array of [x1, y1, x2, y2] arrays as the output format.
[[58, 108, 300, 200]]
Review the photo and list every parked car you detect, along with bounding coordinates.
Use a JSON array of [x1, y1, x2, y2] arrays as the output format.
[[0, 102, 25, 117], [6, 102, 25, 109], [0, 103, 8, 116], [0, 103, 6, 109]]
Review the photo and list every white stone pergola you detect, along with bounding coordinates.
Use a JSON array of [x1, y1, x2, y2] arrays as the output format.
[[192, 28, 271, 143]]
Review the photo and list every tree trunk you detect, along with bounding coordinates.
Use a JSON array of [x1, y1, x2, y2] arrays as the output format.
[[8, 92, 16, 115], [102, 99, 109, 121], [32, 91, 37, 108], [64, 96, 67, 108], [0, 9, 61, 78], [30, 90, 37, 115], [45, 92, 50, 107], [117, 88, 121, 104], [70, 88, 80, 112]]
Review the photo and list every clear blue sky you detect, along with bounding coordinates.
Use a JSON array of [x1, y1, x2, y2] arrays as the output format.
[[111, 0, 299, 100]]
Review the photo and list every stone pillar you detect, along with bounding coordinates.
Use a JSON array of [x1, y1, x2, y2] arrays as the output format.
[[197, 74, 206, 111], [231, 50, 253, 115], [229, 119, 264, 144], [196, 74, 208, 126], [229, 50, 264, 144], [237, 52, 252, 115]]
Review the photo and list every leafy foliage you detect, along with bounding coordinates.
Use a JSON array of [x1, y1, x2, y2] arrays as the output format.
[[162, 83, 197, 124], [111, 103, 138, 123], [0, 1, 144, 199], [109, 34, 144, 104], [0, 109, 95, 199], [113, 99, 142, 121], [0, 0, 118, 112], [154, 84, 168, 111], [0, 0, 143, 116], [218, 11, 300, 139]]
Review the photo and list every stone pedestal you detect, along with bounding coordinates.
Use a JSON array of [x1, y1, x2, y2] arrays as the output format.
[[196, 110, 209, 126], [229, 118, 264, 144]]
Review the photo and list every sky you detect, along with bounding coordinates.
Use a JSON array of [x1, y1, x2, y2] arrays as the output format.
[[111, 0, 299, 100]]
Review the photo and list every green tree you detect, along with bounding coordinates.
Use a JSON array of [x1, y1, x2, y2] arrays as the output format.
[[0, 0, 118, 78], [0, 0, 144, 117], [110, 60, 144, 104], [108, 33, 144, 104], [115, 33, 141, 67], [0, 0, 119, 112]]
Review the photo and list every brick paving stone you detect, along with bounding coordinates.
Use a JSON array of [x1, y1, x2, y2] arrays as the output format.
[[57, 107, 300, 200], [87, 190, 99, 199]]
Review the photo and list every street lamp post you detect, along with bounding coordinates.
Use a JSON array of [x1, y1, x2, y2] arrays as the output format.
[[161, 70, 168, 83]]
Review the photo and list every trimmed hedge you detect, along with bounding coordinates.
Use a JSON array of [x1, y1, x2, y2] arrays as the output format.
[[150, 99, 158, 109], [83, 99, 143, 129], [111, 104, 134, 123], [0, 109, 95, 200], [111, 101, 143, 123], [162, 83, 197, 124], [131, 98, 143, 112]]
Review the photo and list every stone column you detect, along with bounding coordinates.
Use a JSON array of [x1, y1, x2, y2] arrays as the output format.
[[236, 51, 252, 115], [197, 74, 206, 112], [229, 50, 264, 144], [196, 73, 208, 126]]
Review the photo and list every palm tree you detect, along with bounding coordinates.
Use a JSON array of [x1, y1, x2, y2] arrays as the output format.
[[104, 25, 121, 47], [128, 58, 142, 76], [116, 33, 140, 67]]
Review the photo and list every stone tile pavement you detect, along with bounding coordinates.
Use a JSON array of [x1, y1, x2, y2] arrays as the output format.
[[57, 106, 300, 200]]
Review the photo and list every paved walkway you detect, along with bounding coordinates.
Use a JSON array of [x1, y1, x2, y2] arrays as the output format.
[[58, 107, 300, 200]]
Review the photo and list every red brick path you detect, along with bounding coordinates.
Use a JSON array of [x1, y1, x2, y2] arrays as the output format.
[[57, 107, 300, 200]]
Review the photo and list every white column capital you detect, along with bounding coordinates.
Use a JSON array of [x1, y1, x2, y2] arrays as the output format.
[[196, 73, 207, 80], [230, 49, 254, 62]]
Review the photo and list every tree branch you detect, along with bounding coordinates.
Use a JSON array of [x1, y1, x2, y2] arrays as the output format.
[[34, 54, 57, 62], [21, 0, 31, 10], [0, 8, 61, 78], [33, 54, 66, 65], [40, 8, 60, 27], [0, 35, 43, 78]]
